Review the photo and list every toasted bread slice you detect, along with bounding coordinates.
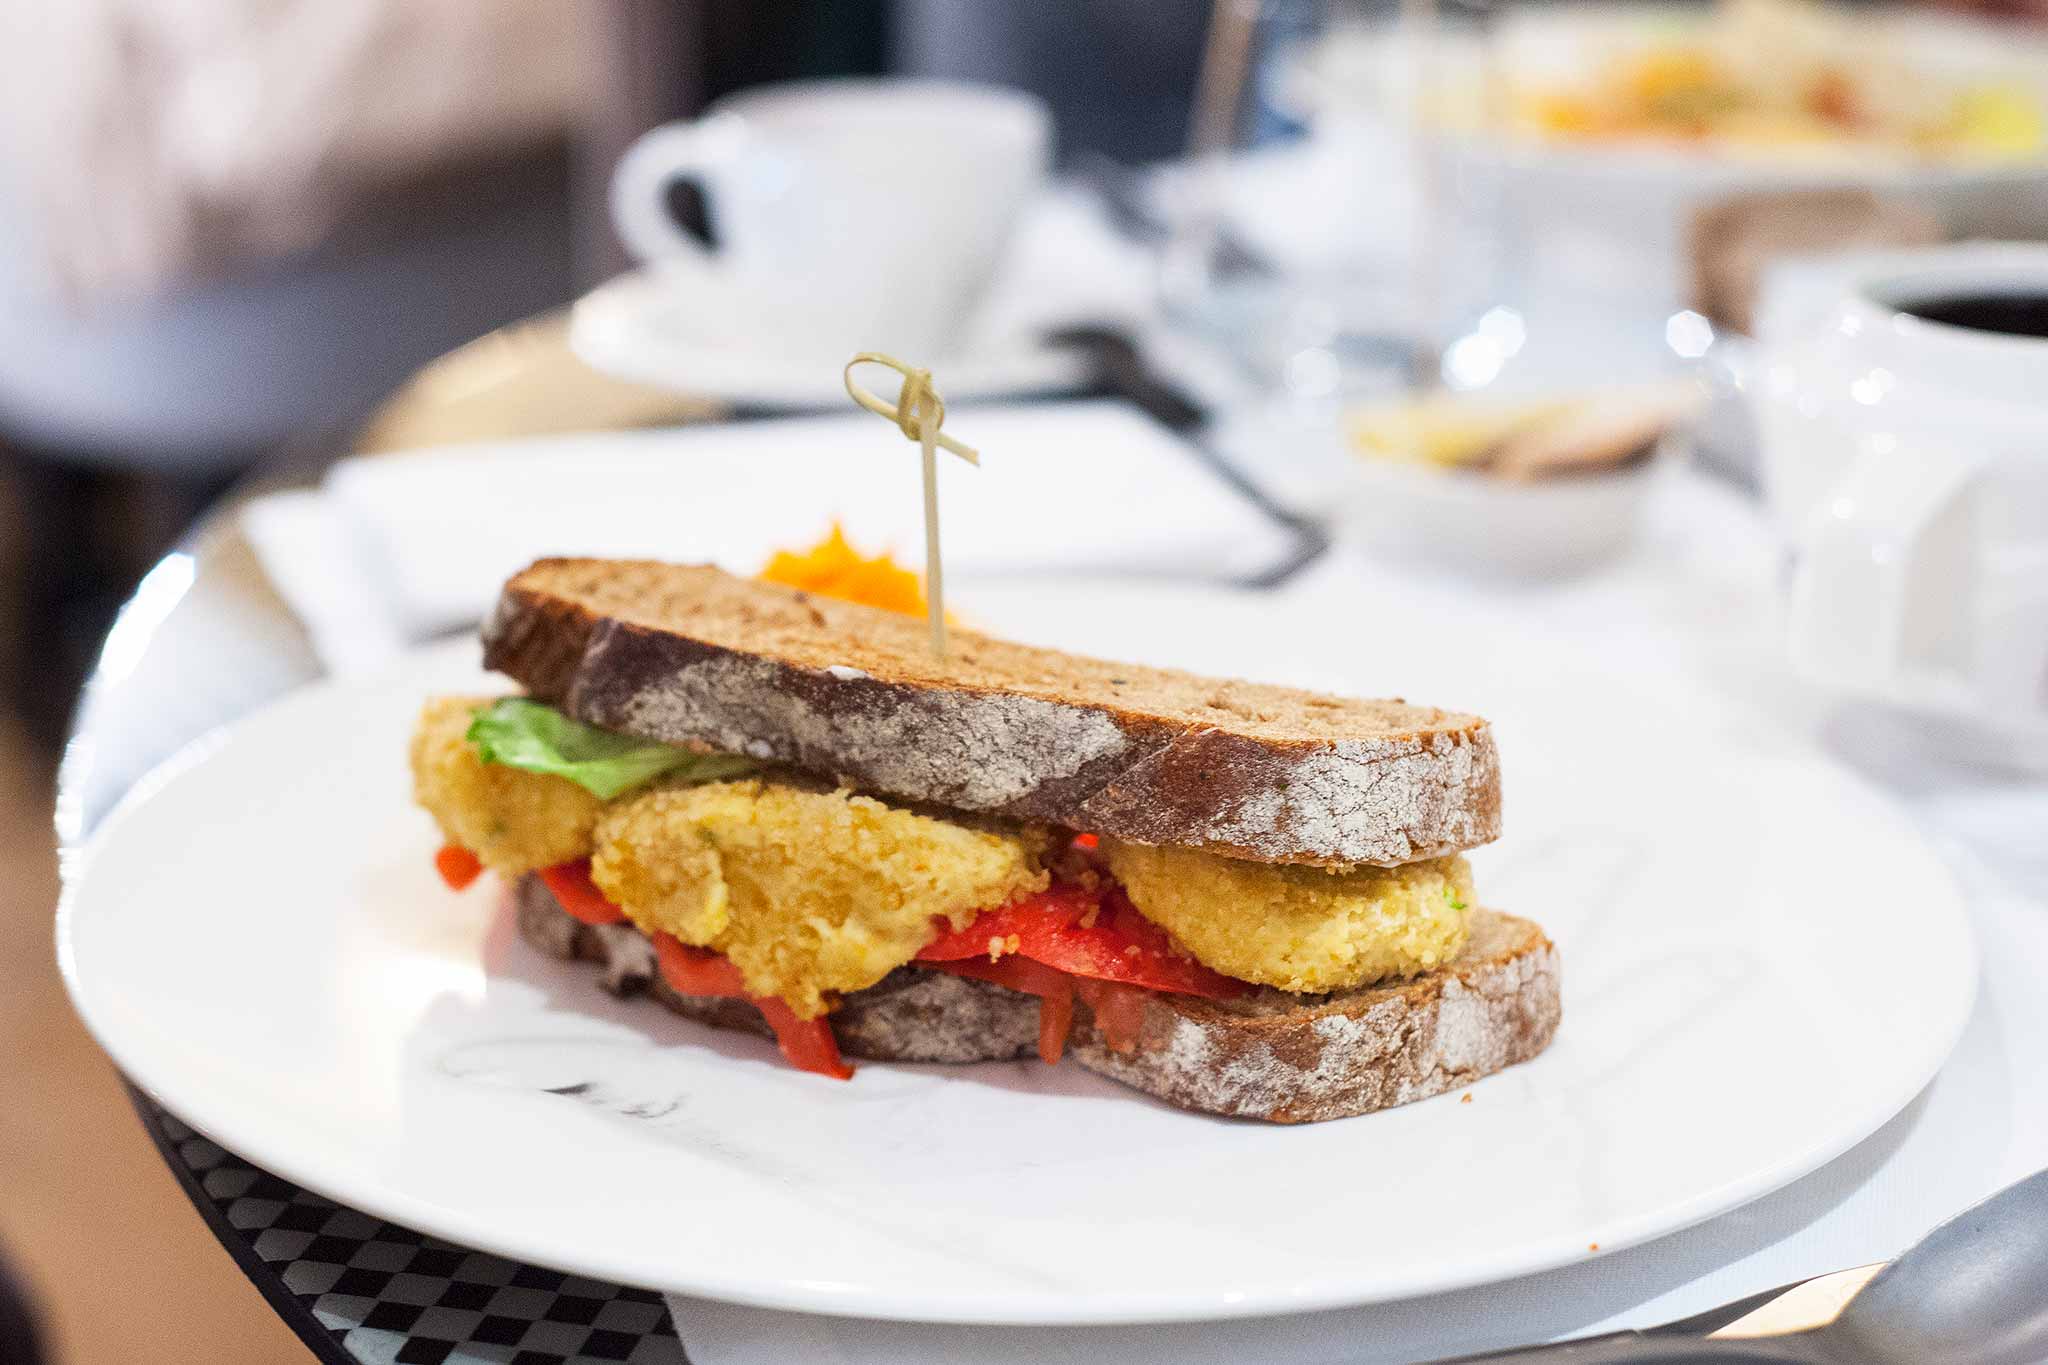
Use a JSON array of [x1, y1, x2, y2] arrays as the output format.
[[483, 559, 1499, 867], [516, 878, 1558, 1123]]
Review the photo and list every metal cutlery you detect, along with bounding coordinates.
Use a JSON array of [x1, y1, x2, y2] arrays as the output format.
[[1427, 1166, 2048, 1363]]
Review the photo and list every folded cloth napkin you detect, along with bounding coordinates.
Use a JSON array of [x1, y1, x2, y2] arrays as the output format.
[[241, 401, 1298, 675]]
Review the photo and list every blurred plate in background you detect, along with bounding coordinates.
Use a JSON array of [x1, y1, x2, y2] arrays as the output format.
[[1289, 4, 2048, 321]]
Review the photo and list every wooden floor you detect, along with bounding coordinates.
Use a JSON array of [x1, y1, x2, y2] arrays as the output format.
[[0, 551, 307, 1358]]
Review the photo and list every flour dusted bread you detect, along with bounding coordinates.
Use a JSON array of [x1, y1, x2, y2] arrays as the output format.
[[518, 877, 1559, 1122], [483, 559, 1500, 868], [1067, 909, 1558, 1122]]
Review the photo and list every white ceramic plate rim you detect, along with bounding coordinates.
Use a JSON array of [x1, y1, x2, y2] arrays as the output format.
[[57, 642, 1979, 1325]]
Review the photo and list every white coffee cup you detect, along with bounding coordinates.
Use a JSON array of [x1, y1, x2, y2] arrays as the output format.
[[1752, 242, 2048, 753], [609, 78, 1051, 364]]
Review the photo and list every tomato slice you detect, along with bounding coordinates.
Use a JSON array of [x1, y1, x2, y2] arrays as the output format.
[[434, 845, 483, 891], [918, 887, 1245, 1000], [653, 933, 852, 1080], [537, 860, 629, 926]]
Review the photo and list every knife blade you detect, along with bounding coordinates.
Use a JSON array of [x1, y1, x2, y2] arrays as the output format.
[[1706, 1263, 1885, 1339], [1419, 1263, 1888, 1360]]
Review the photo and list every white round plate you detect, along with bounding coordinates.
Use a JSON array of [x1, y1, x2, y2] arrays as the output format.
[[569, 269, 1090, 410], [59, 584, 1975, 1325], [1294, 5, 2048, 180]]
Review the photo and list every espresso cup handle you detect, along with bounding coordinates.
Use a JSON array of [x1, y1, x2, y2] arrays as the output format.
[[607, 116, 745, 270], [1786, 435, 1991, 695]]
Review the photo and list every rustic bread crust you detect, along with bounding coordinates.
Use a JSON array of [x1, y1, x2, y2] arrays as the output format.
[[516, 878, 1559, 1122], [482, 559, 1501, 867], [1067, 909, 1559, 1122]]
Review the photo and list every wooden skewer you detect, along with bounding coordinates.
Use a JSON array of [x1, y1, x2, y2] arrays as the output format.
[[843, 353, 980, 659]]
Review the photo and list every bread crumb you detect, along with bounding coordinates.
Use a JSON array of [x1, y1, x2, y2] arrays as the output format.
[[1588, 1242, 1600, 1252], [1460, 1092, 1472, 1104]]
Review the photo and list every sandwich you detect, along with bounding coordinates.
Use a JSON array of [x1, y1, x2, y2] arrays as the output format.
[[411, 558, 1559, 1123]]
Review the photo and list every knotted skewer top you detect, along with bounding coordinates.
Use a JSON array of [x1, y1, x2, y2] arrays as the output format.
[[842, 352, 978, 659], [842, 353, 980, 465]]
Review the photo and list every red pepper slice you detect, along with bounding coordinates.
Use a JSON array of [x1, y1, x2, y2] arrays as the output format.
[[918, 887, 1245, 1000], [1037, 975, 1075, 1064], [750, 994, 855, 1081], [916, 886, 1093, 960], [537, 860, 628, 926], [651, 932, 746, 995], [920, 883, 1243, 1062], [653, 933, 853, 1081], [434, 845, 483, 891], [923, 954, 1077, 1064], [1074, 977, 1150, 1053]]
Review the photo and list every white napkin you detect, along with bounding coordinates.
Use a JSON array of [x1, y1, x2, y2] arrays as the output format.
[[240, 401, 1296, 675]]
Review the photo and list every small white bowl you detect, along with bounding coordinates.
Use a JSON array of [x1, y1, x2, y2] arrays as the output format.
[[1336, 446, 1667, 576]]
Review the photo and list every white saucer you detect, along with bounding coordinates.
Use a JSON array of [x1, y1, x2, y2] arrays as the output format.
[[569, 270, 1092, 410], [59, 583, 1975, 1325]]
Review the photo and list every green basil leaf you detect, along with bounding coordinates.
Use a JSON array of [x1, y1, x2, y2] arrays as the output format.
[[466, 698, 755, 800]]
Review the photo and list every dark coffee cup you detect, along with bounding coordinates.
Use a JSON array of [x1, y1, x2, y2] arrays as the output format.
[[1896, 292, 2048, 339]]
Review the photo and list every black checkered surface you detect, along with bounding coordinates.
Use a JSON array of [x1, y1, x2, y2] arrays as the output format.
[[139, 1098, 688, 1365]]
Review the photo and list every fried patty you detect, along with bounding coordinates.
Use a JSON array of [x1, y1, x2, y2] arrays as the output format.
[[591, 779, 1049, 1018], [1102, 841, 1473, 992], [412, 695, 1478, 1007], [410, 696, 600, 876]]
